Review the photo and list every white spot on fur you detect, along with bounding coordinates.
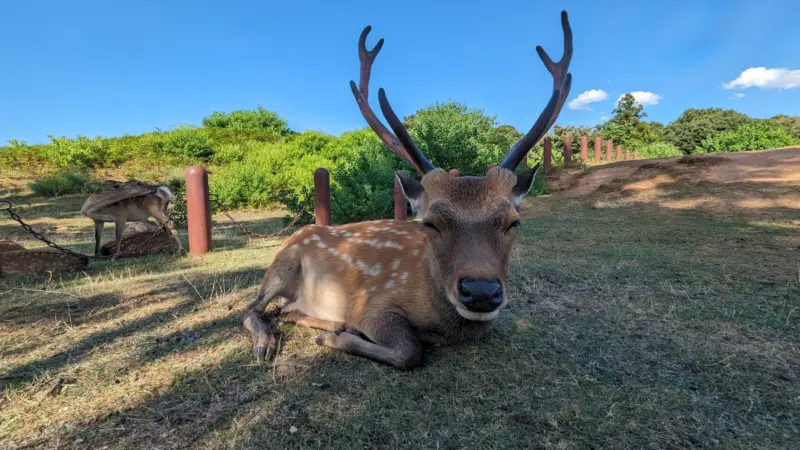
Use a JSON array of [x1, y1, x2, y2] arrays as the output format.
[[384, 241, 402, 249], [355, 261, 381, 276], [400, 272, 408, 281], [385, 280, 395, 289], [412, 249, 420, 256], [303, 239, 310, 244], [391, 259, 400, 269]]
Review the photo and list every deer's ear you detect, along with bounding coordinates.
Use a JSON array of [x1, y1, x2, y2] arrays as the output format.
[[511, 163, 540, 209], [395, 171, 424, 217]]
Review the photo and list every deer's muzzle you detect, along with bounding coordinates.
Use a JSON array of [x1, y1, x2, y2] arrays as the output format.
[[457, 278, 503, 313]]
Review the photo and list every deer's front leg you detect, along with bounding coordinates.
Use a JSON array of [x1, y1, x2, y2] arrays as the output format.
[[93, 221, 104, 256], [113, 217, 126, 258], [315, 312, 423, 370]]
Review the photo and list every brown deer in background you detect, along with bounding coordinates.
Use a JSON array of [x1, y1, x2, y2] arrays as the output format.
[[81, 180, 185, 258], [241, 11, 573, 369]]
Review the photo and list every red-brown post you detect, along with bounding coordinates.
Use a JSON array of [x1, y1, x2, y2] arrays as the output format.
[[543, 136, 552, 173], [594, 136, 601, 162], [314, 168, 330, 226], [580, 136, 588, 161], [634, 152, 640, 160], [625, 150, 631, 160], [449, 169, 460, 177], [185, 165, 212, 257], [616, 145, 622, 161], [394, 170, 408, 221], [563, 134, 573, 166], [605, 140, 613, 162]]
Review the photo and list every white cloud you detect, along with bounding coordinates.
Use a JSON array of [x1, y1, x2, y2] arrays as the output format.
[[616, 91, 662, 106], [568, 89, 609, 111], [729, 92, 746, 99], [723, 67, 800, 90], [600, 115, 609, 121]]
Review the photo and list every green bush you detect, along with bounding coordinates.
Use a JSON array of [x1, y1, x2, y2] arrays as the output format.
[[208, 105, 551, 225], [636, 142, 683, 159], [769, 114, 800, 140], [664, 108, 750, 154], [28, 171, 103, 196], [0, 140, 49, 169], [160, 125, 214, 159], [43, 135, 111, 169], [209, 141, 331, 211], [203, 106, 291, 135], [697, 120, 798, 154]]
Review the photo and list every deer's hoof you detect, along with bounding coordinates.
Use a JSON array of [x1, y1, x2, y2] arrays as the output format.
[[316, 331, 337, 346], [253, 345, 269, 362]]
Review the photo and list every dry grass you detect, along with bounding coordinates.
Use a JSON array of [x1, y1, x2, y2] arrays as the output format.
[[1, 153, 799, 449]]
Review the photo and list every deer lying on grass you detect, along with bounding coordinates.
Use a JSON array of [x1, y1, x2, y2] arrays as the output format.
[[80, 180, 185, 258], [241, 11, 573, 369]]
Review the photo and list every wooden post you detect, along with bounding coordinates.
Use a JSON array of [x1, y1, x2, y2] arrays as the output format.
[[616, 145, 622, 161], [543, 136, 552, 174], [580, 136, 588, 161], [185, 165, 212, 257], [449, 169, 460, 176], [625, 150, 631, 160], [314, 168, 330, 226], [605, 140, 613, 162], [563, 134, 572, 166], [594, 136, 601, 162]]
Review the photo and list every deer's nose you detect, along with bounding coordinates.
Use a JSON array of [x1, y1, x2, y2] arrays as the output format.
[[458, 278, 503, 313]]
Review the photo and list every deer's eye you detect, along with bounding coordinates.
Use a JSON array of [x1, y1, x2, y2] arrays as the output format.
[[506, 220, 521, 232], [423, 222, 440, 233]]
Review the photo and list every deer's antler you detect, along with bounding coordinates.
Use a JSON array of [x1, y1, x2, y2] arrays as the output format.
[[500, 10, 574, 171], [350, 26, 435, 175]]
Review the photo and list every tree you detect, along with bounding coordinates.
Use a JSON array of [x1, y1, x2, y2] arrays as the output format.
[[697, 119, 797, 154], [598, 93, 650, 150], [663, 107, 750, 155], [769, 114, 800, 140]]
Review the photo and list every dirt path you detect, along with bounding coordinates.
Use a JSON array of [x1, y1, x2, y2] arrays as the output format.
[[548, 147, 800, 197]]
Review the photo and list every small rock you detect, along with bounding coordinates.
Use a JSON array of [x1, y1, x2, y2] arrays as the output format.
[[289, 426, 298, 435]]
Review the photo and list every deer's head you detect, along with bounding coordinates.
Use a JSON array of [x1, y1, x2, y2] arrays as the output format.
[[350, 11, 573, 321]]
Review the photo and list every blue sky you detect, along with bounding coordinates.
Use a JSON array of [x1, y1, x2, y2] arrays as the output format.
[[1, 0, 798, 145]]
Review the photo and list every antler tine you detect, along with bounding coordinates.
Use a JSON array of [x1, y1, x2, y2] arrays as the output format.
[[349, 26, 434, 175], [500, 10, 574, 171]]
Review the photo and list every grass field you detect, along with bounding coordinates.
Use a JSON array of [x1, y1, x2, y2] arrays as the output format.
[[1, 150, 799, 449]]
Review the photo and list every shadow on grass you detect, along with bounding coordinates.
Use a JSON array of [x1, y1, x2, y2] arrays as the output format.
[[0, 262, 271, 390]]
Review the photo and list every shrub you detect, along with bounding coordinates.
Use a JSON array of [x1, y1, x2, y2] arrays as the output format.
[[697, 120, 798, 154], [202, 106, 290, 135], [769, 114, 800, 140], [404, 101, 516, 175], [28, 171, 103, 196], [43, 135, 110, 169], [636, 142, 683, 159], [664, 108, 750, 154], [209, 141, 331, 210], [160, 125, 214, 159], [0, 140, 49, 169], [212, 141, 254, 165]]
